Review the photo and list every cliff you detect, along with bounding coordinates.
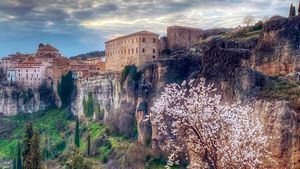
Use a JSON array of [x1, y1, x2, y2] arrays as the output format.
[[0, 85, 55, 116], [252, 15, 300, 75], [70, 16, 300, 168]]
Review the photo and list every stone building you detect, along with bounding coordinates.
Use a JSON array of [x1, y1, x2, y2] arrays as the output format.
[[166, 26, 206, 50], [105, 30, 159, 72]]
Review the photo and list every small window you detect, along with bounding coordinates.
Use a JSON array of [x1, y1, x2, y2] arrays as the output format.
[[152, 56, 156, 59], [142, 48, 145, 53], [153, 49, 155, 53], [142, 38, 145, 42], [153, 39, 156, 43]]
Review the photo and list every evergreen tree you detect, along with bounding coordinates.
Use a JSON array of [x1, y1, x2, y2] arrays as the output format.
[[16, 142, 22, 169], [86, 92, 94, 118], [12, 157, 16, 169], [57, 71, 76, 107], [86, 131, 91, 156], [75, 117, 80, 148], [23, 123, 33, 169], [82, 96, 87, 115], [22, 123, 42, 169], [30, 132, 42, 169]]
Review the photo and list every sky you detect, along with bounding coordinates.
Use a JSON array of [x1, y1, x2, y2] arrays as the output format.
[[0, 0, 293, 57]]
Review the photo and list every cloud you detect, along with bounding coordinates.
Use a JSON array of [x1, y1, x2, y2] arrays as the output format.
[[0, 0, 291, 56]]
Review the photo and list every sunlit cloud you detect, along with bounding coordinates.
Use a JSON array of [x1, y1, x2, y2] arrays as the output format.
[[0, 0, 292, 57]]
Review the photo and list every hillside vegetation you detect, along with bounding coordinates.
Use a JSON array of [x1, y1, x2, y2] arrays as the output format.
[[0, 108, 168, 169]]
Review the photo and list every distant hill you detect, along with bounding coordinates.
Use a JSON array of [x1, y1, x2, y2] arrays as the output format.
[[70, 50, 105, 60]]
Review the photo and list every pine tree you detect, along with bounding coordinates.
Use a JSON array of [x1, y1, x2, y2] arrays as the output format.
[[16, 142, 22, 169], [86, 131, 91, 156], [75, 117, 80, 148]]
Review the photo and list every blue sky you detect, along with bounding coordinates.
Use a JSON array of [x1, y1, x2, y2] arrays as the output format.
[[0, 0, 292, 57]]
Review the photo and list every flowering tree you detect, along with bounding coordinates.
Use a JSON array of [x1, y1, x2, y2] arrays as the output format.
[[150, 78, 269, 169]]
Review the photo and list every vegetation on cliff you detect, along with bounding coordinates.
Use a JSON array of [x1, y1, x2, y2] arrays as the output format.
[[57, 71, 76, 108]]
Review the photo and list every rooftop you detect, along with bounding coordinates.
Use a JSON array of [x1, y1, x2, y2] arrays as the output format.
[[105, 30, 159, 43]]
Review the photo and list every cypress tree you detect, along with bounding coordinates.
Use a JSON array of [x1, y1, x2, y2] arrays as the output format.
[[16, 142, 22, 169], [75, 117, 80, 148], [12, 157, 16, 169], [86, 92, 94, 118], [23, 123, 33, 169], [82, 96, 87, 116], [31, 132, 42, 169], [86, 131, 91, 156]]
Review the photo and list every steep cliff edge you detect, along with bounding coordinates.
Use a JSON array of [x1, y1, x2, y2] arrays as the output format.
[[0, 85, 54, 116], [70, 16, 300, 168]]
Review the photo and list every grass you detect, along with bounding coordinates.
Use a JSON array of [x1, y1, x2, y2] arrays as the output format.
[[221, 29, 261, 40], [0, 108, 74, 159]]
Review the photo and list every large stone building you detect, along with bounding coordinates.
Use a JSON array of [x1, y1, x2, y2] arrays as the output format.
[[105, 30, 159, 72]]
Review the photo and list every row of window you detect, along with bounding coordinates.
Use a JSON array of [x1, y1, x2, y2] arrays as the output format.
[[17, 74, 39, 78], [107, 48, 156, 56], [106, 37, 156, 48], [17, 77, 41, 81], [17, 69, 40, 72]]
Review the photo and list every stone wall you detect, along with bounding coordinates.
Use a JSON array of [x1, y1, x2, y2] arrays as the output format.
[[167, 26, 205, 50]]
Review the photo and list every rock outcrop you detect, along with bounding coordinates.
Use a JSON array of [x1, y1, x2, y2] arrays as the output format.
[[252, 16, 300, 75], [0, 86, 53, 116]]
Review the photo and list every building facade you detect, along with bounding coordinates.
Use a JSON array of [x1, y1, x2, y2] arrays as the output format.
[[105, 30, 159, 72]]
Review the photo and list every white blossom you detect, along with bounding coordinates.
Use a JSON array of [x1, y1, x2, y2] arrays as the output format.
[[150, 78, 270, 169]]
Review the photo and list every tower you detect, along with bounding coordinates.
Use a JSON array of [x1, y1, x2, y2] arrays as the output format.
[[298, 1, 300, 15], [289, 3, 296, 17]]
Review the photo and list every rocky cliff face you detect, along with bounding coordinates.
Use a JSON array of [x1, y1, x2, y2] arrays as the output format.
[[0, 86, 53, 116], [252, 16, 300, 75]]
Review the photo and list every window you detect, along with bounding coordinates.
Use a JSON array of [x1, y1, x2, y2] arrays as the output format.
[[132, 48, 134, 54], [153, 49, 155, 53], [142, 48, 145, 53], [142, 38, 145, 42], [136, 48, 138, 53], [152, 56, 156, 59], [153, 39, 156, 43], [128, 49, 130, 54]]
